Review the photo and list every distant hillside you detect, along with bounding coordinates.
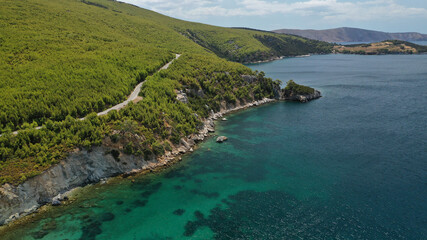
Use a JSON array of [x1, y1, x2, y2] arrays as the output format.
[[273, 27, 427, 42]]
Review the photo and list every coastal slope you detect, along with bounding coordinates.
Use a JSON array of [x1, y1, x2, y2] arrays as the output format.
[[0, 0, 325, 226]]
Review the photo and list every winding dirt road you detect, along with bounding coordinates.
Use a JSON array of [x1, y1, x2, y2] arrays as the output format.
[[4, 54, 181, 136], [95, 53, 181, 117]]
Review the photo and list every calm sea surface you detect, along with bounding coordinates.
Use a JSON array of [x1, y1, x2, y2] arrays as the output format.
[[2, 54, 427, 239]]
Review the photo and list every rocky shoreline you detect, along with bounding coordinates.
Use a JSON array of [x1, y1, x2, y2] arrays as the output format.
[[0, 98, 275, 226]]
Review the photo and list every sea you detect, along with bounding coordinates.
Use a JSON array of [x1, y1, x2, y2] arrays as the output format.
[[1, 54, 426, 239]]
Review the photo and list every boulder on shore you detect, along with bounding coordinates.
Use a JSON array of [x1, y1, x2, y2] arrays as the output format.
[[216, 136, 228, 143]]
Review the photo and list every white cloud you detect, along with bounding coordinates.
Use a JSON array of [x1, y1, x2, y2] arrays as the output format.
[[122, 0, 427, 21]]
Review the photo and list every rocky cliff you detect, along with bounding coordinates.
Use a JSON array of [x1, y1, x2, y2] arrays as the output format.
[[0, 147, 150, 225]]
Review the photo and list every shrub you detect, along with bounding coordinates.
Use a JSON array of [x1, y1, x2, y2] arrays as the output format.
[[124, 142, 134, 155], [152, 141, 164, 155]]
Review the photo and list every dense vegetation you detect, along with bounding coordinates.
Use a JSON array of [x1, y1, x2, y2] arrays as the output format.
[[284, 80, 315, 95], [0, 0, 332, 133], [0, 0, 321, 184], [0, 0, 182, 133], [0, 52, 278, 185], [178, 27, 333, 63], [254, 35, 332, 59]]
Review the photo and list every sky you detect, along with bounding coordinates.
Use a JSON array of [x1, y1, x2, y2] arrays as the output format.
[[120, 0, 427, 33]]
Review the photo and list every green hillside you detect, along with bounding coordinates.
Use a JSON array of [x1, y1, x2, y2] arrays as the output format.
[[0, 0, 330, 184]]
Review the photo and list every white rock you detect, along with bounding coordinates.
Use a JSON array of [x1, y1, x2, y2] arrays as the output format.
[[216, 136, 228, 143]]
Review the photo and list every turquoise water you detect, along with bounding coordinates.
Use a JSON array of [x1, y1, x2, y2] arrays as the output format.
[[2, 54, 427, 239]]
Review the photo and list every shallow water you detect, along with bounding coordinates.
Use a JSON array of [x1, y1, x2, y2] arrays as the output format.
[[2, 54, 427, 239]]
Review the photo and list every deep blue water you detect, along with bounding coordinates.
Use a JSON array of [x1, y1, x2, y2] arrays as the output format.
[[2, 54, 427, 239]]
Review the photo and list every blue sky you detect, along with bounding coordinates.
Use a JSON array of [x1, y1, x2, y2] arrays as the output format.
[[122, 0, 427, 33]]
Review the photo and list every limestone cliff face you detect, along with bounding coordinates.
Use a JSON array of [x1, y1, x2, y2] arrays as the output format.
[[0, 147, 149, 225]]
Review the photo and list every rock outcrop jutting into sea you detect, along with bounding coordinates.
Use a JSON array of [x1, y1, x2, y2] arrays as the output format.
[[280, 89, 322, 102], [274, 80, 322, 103]]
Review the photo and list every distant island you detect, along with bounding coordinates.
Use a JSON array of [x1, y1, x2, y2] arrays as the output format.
[[334, 40, 427, 55], [273, 27, 427, 43]]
